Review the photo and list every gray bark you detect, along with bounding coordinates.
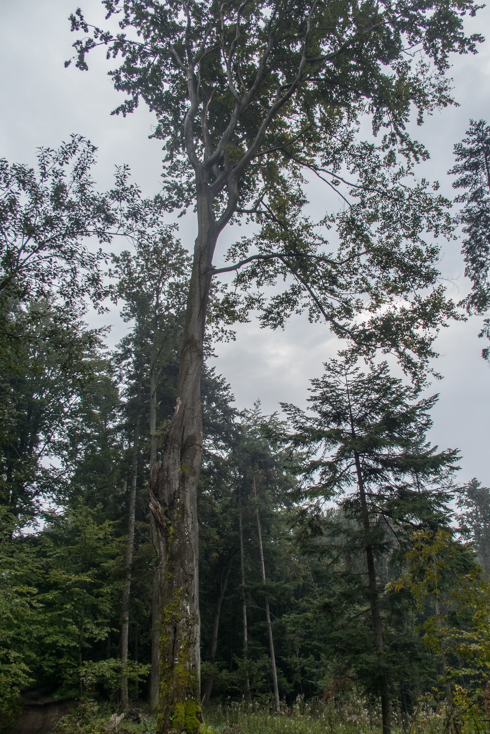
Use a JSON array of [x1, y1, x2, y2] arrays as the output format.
[[121, 418, 139, 710], [151, 212, 218, 733], [146, 25, 318, 731]]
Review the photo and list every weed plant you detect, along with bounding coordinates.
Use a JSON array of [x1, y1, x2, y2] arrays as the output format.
[[53, 700, 156, 734], [206, 695, 388, 734], [50, 695, 459, 734]]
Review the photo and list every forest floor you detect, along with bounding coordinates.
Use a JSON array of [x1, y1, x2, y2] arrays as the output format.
[[30, 697, 447, 734]]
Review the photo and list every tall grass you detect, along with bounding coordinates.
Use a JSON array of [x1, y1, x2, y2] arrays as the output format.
[[204, 695, 446, 734], [52, 695, 458, 734]]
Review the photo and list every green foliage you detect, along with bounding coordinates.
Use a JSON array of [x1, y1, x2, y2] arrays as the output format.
[[450, 120, 490, 318], [0, 509, 36, 732], [281, 354, 459, 708], [33, 502, 121, 693], [457, 479, 490, 575], [395, 529, 490, 732], [0, 134, 181, 312], [283, 355, 458, 512], [54, 700, 156, 734], [0, 138, 178, 524], [80, 658, 151, 696], [206, 698, 403, 734], [0, 299, 111, 521], [0, 501, 124, 710], [0, 136, 112, 309], [110, 227, 190, 458], [67, 0, 483, 378], [450, 120, 490, 360]]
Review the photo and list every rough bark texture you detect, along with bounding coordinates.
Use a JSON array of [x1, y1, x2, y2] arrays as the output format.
[[121, 420, 139, 709], [254, 479, 280, 712], [151, 216, 216, 734]]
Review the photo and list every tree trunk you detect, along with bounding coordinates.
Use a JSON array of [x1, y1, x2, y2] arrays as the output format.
[[149, 365, 162, 714], [134, 622, 139, 701], [151, 211, 217, 734], [254, 478, 280, 713], [121, 418, 139, 710], [201, 554, 234, 705], [238, 488, 251, 699], [354, 449, 391, 734], [433, 564, 454, 732], [150, 517, 163, 713]]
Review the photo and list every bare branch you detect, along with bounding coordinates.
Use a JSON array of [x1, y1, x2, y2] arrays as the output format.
[[279, 253, 358, 341]]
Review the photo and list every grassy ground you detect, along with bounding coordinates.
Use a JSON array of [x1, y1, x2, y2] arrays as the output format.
[[51, 696, 449, 734], [204, 698, 446, 734]]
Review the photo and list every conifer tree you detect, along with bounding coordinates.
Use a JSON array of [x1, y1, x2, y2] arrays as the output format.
[[457, 479, 490, 574], [450, 120, 490, 358], [283, 355, 459, 734], [451, 120, 490, 318]]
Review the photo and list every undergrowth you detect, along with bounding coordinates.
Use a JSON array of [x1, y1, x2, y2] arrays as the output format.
[[50, 695, 463, 734]]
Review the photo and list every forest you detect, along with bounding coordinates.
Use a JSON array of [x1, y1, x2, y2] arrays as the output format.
[[2, 1, 490, 734]]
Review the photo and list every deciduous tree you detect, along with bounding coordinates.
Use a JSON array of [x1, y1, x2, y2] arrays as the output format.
[[68, 2, 482, 727]]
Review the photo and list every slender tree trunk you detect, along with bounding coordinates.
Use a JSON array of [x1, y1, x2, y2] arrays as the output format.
[[121, 417, 140, 709], [149, 366, 163, 714], [201, 555, 233, 705], [150, 517, 163, 713], [433, 563, 454, 732], [151, 207, 218, 734], [134, 622, 139, 701], [238, 488, 251, 699], [78, 598, 85, 698], [254, 478, 280, 713], [354, 449, 391, 734]]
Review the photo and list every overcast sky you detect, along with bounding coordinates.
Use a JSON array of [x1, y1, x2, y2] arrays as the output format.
[[1, 0, 489, 486]]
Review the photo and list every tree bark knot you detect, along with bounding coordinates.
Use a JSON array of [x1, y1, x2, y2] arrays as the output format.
[[149, 486, 170, 537], [172, 397, 182, 420]]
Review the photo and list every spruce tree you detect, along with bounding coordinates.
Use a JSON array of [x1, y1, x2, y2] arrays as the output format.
[[283, 355, 459, 734]]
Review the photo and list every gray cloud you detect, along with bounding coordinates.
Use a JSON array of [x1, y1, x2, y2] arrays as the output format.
[[1, 0, 489, 485]]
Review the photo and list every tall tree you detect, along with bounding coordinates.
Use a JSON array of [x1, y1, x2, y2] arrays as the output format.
[[0, 137, 177, 524], [69, 3, 482, 728], [253, 474, 280, 712], [457, 479, 490, 574], [0, 300, 110, 523], [0, 135, 116, 309], [112, 232, 190, 709], [450, 120, 490, 357], [397, 528, 487, 733], [450, 121, 490, 323], [199, 368, 239, 704], [121, 415, 140, 709], [283, 355, 458, 734]]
